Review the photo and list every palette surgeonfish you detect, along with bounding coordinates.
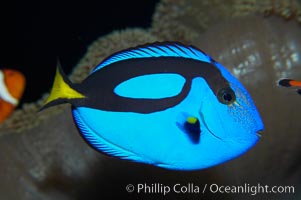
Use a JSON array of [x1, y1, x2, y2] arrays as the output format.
[[42, 42, 264, 170], [0, 69, 26, 123], [278, 78, 301, 95]]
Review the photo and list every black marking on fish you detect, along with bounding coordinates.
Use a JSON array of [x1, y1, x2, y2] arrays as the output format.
[[69, 57, 229, 114]]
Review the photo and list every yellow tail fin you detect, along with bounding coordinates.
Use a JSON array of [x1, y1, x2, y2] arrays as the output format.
[[41, 62, 85, 110]]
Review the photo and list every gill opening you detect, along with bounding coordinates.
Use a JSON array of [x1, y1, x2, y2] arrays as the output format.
[[198, 110, 224, 142]]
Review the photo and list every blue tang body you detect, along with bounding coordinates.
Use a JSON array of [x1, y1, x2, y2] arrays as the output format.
[[43, 42, 264, 170]]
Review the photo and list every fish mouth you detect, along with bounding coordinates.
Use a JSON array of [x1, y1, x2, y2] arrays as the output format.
[[256, 130, 264, 137]]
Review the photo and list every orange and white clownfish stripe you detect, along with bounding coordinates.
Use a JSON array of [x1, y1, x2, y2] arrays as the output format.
[[0, 70, 19, 105], [0, 69, 26, 123]]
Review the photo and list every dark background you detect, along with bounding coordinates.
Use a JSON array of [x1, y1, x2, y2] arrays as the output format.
[[0, 1, 159, 104]]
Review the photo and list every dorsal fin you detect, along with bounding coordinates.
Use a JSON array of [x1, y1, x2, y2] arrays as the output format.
[[92, 42, 212, 73]]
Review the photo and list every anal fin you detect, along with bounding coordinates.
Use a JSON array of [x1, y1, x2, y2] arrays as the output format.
[[71, 108, 148, 163]]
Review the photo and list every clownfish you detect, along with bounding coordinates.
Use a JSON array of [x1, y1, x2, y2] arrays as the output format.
[[278, 78, 301, 95], [41, 42, 264, 170], [0, 69, 26, 123]]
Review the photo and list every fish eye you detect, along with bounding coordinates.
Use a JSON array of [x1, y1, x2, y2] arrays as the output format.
[[217, 87, 236, 105]]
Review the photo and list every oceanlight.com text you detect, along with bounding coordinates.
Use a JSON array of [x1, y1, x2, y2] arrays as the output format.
[[208, 183, 295, 196]]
